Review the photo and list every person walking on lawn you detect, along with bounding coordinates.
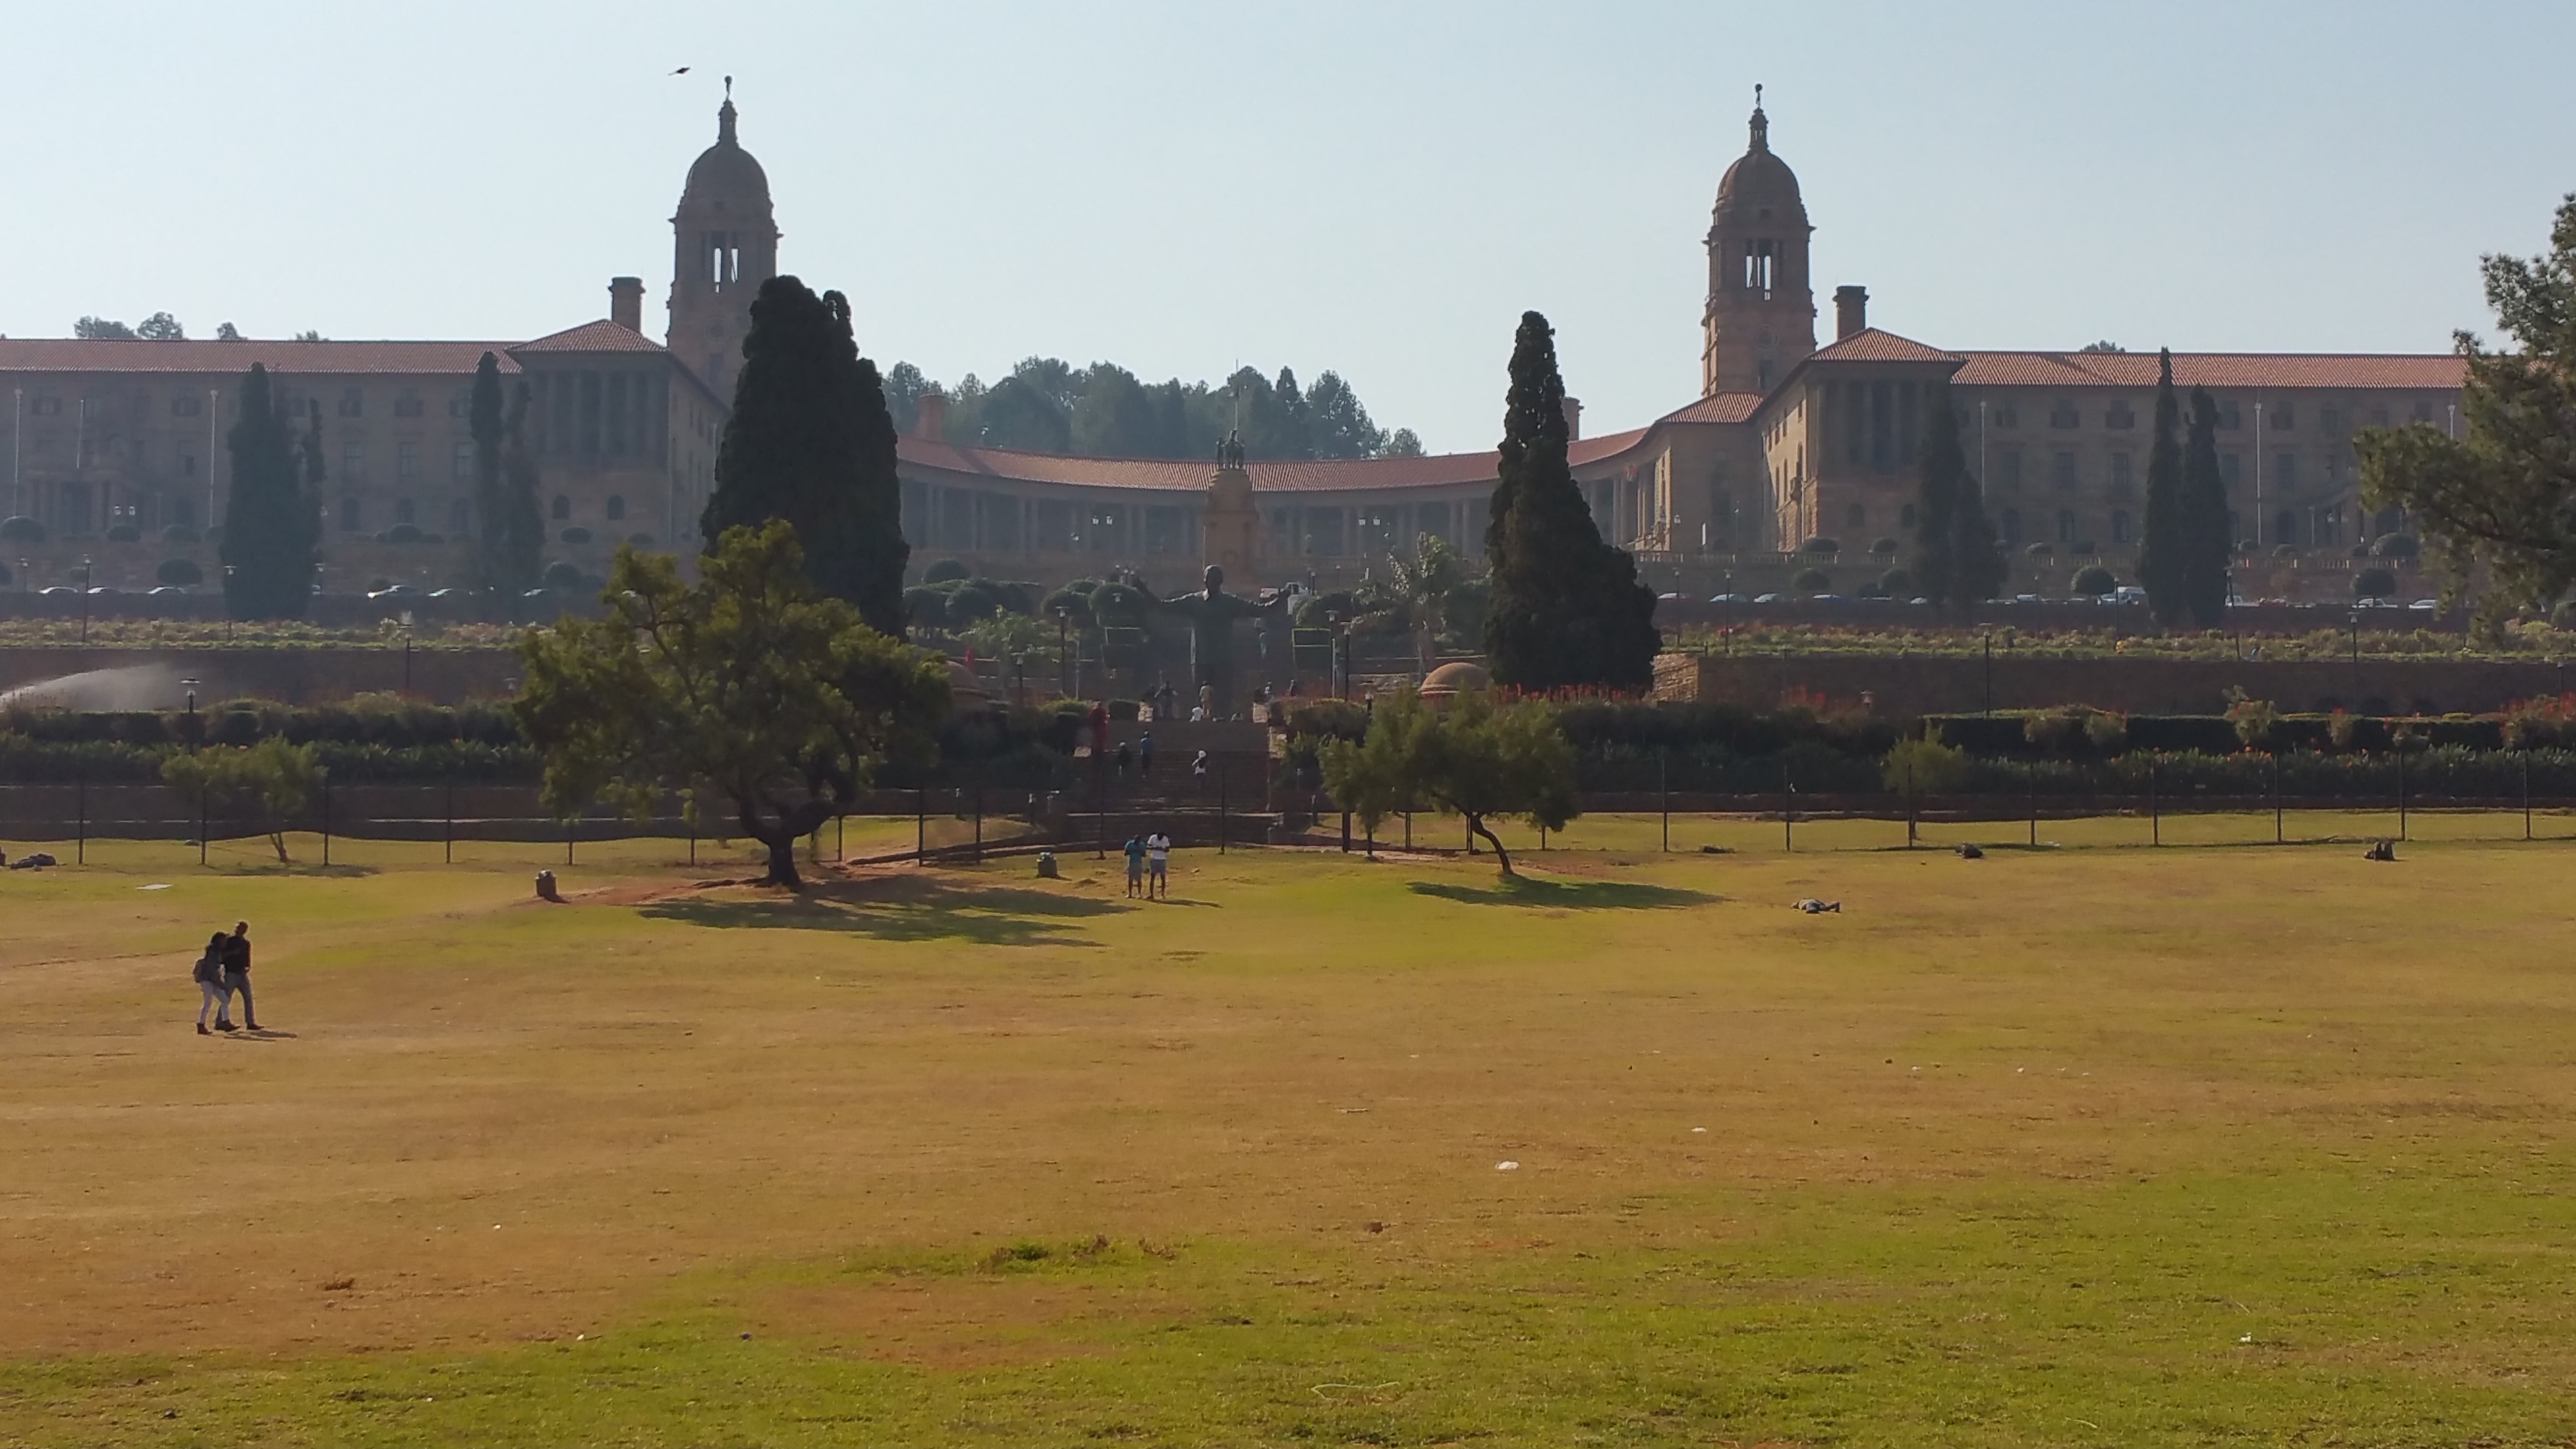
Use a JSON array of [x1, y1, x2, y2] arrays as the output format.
[[193, 932, 232, 1034], [1122, 836, 1146, 899], [221, 920, 263, 1031], [1145, 829, 1172, 900]]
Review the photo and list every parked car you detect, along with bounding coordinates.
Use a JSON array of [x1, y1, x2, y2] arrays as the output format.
[[1752, 592, 1784, 604], [367, 583, 422, 600], [1707, 592, 1748, 603], [36, 585, 78, 597], [2408, 598, 2440, 611], [427, 587, 471, 600], [2112, 586, 2148, 605], [147, 585, 189, 597], [85, 586, 119, 596]]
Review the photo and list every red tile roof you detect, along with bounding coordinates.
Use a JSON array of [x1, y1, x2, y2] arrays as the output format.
[[0, 337, 520, 376], [1808, 328, 1960, 365], [896, 425, 1656, 495], [1952, 350, 2464, 390], [1656, 391, 1765, 424], [511, 319, 666, 354]]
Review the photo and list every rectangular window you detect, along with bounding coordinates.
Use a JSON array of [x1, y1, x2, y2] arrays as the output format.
[[2221, 453, 2241, 490], [2048, 400, 2079, 429], [2219, 402, 2242, 430], [340, 441, 365, 482], [452, 440, 474, 481], [2269, 402, 2294, 430], [393, 391, 425, 419], [1997, 448, 2023, 493], [2105, 402, 2135, 430], [1992, 404, 2018, 430], [30, 396, 61, 416], [449, 393, 471, 419], [2318, 407, 2340, 434], [2274, 451, 2298, 490], [2109, 451, 2133, 494], [337, 387, 364, 418], [2052, 451, 2078, 490], [171, 395, 202, 418], [396, 439, 421, 483]]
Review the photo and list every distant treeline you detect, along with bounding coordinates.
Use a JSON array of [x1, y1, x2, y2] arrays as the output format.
[[884, 358, 1423, 461]]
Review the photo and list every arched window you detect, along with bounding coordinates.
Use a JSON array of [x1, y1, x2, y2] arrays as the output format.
[[551, 495, 571, 521], [2056, 509, 2077, 543], [2110, 509, 2132, 544], [2275, 510, 2299, 546], [606, 495, 626, 522]]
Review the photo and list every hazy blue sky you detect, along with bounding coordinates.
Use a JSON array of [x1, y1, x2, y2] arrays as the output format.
[[4, 1, 2569, 451]]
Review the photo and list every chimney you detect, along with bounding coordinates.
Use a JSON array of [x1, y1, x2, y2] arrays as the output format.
[[608, 276, 645, 333], [915, 389, 949, 441], [1562, 395, 1583, 440], [1834, 285, 1868, 341]]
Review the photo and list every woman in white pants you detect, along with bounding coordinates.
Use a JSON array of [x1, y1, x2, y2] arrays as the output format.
[[193, 932, 232, 1034]]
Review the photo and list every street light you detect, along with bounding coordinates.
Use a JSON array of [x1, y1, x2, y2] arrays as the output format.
[[180, 676, 201, 742], [78, 554, 92, 644]]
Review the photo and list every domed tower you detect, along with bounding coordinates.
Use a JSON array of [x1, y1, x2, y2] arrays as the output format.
[[668, 79, 778, 399], [1701, 88, 1815, 397]]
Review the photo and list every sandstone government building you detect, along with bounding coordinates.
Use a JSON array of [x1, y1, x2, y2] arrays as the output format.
[[0, 93, 2463, 594]]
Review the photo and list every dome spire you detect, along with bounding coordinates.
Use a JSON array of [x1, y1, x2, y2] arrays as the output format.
[[1748, 82, 1768, 152], [717, 75, 737, 145]]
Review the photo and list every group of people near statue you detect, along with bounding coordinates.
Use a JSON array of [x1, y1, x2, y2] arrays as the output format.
[[189, 921, 263, 1034]]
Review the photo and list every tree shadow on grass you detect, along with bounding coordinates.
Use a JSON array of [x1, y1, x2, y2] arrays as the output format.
[[638, 873, 1123, 947], [1406, 876, 1720, 910]]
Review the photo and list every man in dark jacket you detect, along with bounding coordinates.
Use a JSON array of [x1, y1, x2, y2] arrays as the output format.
[[221, 921, 262, 1031]]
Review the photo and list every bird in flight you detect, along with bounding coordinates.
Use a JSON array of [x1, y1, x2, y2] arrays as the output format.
[[670, 65, 691, 75]]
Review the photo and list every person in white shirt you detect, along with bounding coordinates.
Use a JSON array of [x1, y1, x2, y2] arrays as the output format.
[[1145, 831, 1172, 899]]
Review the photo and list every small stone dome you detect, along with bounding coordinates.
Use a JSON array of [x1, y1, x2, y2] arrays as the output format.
[[682, 96, 770, 208], [1418, 660, 1492, 700], [945, 659, 993, 704], [1714, 103, 1803, 213]]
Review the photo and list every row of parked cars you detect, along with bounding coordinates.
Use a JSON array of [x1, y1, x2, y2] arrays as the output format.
[[1684, 590, 2445, 611]]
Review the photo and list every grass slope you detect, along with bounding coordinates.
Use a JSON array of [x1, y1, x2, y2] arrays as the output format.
[[1, 826, 2571, 1446]]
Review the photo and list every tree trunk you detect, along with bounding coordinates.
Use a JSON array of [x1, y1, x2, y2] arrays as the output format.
[[756, 830, 805, 891], [267, 830, 290, 864], [1466, 814, 1513, 877]]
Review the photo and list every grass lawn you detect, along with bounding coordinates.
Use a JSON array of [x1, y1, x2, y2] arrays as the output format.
[[1, 821, 2572, 1446]]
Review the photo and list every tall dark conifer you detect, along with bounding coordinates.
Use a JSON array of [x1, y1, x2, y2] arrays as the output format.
[[465, 352, 540, 600], [1916, 400, 2002, 612], [1481, 311, 1660, 691], [2136, 349, 2189, 626], [218, 364, 321, 620], [701, 275, 909, 636], [2179, 386, 2232, 627]]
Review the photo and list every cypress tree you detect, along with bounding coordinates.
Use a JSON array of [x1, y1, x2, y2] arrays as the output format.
[[2136, 349, 2189, 626], [465, 352, 540, 601], [1944, 409, 2007, 609], [2179, 386, 2232, 627], [1912, 401, 1962, 609], [1481, 311, 1661, 691], [701, 275, 910, 636], [218, 364, 321, 620]]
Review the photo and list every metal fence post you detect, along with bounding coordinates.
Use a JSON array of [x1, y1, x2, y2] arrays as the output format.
[[198, 782, 208, 867], [1659, 748, 1670, 853], [445, 778, 455, 865], [2149, 759, 2159, 847], [2398, 744, 2408, 842], [2524, 753, 2533, 841], [76, 774, 85, 866], [916, 787, 926, 863], [1782, 763, 1793, 853], [2271, 752, 2282, 845], [2027, 759, 2037, 847], [1217, 761, 1227, 854], [322, 773, 332, 868], [1905, 758, 1916, 849]]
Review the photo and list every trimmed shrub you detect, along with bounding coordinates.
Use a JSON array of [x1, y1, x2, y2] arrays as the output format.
[[1, 515, 46, 543], [1868, 536, 1900, 558], [540, 560, 583, 590], [1878, 567, 1913, 596], [2353, 566, 2398, 600], [1799, 536, 1840, 557], [2271, 542, 2301, 559], [378, 523, 426, 545], [2369, 532, 2420, 559], [2069, 564, 2115, 596], [2024, 541, 2054, 558], [922, 558, 971, 585], [1789, 566, 1831, 595], [1883, 732, 1969, 793], [558, 526, 593, 546], [902, 585, 949, 628], [156, 557, 204, 587]]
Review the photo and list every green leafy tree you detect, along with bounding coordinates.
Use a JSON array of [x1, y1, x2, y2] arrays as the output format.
[[2178, 387, 2232, 627], [1318, 688, 1576, 878], [2357, 194, 2576, 624], [2136, 350, 2189, 626], [161, 738, 322, 864], [514, 521, 950, 891], [136, 312, 185, 341], [701, 276, 911, 636], [74, 316, 138, 339], [1912, 395, 2003, 612], [1481, 311, 1660, 691], [219, 363, 321, 620]]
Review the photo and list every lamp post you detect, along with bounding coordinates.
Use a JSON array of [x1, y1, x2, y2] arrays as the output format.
[[1054, 605, 1070, 699], [78, 554, 92, 644]]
